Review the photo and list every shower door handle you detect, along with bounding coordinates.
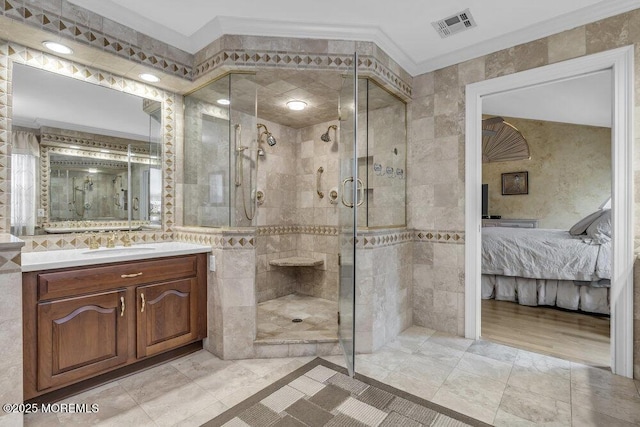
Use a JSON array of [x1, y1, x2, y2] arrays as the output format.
[[341, 177, 365, 208], [356, 178, 365, 207], [341, 177, 354, 208]]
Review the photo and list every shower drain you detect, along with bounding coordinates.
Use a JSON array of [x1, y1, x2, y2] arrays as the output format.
[[292, 318, 303, 323]]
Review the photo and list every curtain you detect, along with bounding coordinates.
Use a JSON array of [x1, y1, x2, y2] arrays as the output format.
[[11, 131, 39, 236]]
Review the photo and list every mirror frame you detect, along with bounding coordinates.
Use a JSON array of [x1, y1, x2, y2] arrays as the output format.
[[3, 45, 176, 236]]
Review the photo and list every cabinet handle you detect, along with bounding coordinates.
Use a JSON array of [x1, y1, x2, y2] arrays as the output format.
[[121, 272, 143, 278], [141, 293, 145, 313], [120, 296, 125, 317]]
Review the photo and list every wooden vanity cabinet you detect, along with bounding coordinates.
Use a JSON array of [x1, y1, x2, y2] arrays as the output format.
[[36, 289, 129, 391], [23, 253, 207, 400]]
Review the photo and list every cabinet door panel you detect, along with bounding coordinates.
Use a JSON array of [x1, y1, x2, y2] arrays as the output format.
[[137, 278, 198, 358], [37, 290, 128, 391]]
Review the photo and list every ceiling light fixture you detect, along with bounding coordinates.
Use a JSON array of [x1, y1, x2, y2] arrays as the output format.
[[100, 149, 110, 153], [42, 41, 73, 55], [287, 100, 307, 111], [139, 73, 160, 83], [217, 99, 231, 105], [69, 145, 80, 149]]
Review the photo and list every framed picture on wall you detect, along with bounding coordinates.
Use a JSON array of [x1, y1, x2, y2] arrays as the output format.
[[502, 171, 528, 195]]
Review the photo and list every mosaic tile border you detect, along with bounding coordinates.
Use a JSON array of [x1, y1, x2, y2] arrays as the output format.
[[414, 229, 465, 244], [174, 230, 256, 250], [16, 226, 466, 253], [257, 225, 339, 236], [21, 229, 171, 252], [356, 230, 414, 249], [194, 49, 412, 99], [0, 0, 192, 79], [1, 41, 177, 235], [256, 225, 465, 247]]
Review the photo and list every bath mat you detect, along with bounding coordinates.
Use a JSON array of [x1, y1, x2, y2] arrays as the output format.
[[203, 357, 491, 427]]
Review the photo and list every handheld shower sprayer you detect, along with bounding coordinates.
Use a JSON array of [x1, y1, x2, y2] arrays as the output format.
[[320, 125, 338, 142]]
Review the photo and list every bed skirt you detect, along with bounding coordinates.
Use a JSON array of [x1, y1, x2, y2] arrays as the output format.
[[481, 274, 610, 315]]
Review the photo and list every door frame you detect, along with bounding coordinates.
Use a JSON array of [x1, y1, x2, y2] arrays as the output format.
[[464, 46, 634, 377]]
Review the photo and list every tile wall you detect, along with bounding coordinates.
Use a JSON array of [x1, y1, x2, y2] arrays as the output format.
[[0, 239, 24, 427]]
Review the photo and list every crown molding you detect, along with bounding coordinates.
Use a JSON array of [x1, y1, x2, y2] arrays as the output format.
[[415, 0, 640, 75]]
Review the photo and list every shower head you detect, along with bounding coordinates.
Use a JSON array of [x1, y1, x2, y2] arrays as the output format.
[[321, 125, 337, 142], [257, 123, 277, 147]]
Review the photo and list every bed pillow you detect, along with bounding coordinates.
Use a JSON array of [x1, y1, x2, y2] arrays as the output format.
[[585, 209, 612, 244], [569, 209, 606, 236]]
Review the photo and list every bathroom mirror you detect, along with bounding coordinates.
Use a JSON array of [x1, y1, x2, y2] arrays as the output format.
[[10, 63, 162, 235]]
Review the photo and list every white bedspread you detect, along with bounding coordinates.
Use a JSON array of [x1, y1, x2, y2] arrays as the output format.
[[482, 227, 611, 281]]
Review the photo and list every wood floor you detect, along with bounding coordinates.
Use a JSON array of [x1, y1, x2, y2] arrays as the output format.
[[481, 299, 610, 367]]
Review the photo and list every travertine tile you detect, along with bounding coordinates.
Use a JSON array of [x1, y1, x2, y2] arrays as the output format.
[[455, 352, 513, 383], [466, 339, 518, 363], [432, 369, 506, 424], [548, 26, 586, 64], [507, 365, 571, 403], [571, 404, 638, 427], [514, 349, 571, 379], [499, 384, 571, 425]]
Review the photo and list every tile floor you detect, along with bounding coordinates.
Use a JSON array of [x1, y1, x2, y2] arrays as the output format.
[[256, 294, 338, 342], [24, 326, 640, 426]]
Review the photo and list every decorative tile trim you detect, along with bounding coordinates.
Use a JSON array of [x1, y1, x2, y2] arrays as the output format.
[[0, 249, 21, 272], [21, 230, 171, 252], [0, 0, 192, 79], [173, 230, 256, 250], [354, 229, 413, 249], [413, 229, 465, 244], [194, 49, 412, 99], [1, 41, 177, 235], [256, 225, 339, 236]]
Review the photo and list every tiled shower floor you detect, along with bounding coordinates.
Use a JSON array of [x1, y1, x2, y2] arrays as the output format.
[[256, 294, 338, 342]]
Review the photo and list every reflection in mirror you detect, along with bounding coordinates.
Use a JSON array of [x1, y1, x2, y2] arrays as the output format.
[[10, 63, 162, 236]]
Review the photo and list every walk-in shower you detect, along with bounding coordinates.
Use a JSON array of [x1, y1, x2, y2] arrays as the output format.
[[183, 69, 407, 352]]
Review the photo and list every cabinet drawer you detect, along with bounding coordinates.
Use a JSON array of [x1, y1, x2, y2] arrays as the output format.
[[37, 255, 198, 301]]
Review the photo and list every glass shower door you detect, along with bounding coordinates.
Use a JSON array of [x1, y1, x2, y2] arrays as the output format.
[[338, 53, 359, 376]]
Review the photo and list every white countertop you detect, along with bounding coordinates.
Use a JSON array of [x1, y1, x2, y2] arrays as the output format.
[[0, 234, 25, 251], [22, 242, 212, 272]]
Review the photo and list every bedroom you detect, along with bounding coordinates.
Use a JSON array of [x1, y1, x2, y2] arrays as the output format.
[[479, 70, 612, 367]]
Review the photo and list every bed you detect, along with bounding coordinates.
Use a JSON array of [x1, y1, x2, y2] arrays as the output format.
[[481, 210, 611, 314]]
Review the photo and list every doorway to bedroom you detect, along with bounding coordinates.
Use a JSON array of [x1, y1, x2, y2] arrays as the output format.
[[465, 46, 634, 377], [479, 71, 612, 368]]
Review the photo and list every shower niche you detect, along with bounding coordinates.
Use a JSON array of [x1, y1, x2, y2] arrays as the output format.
[[183, 69, 407, 345]]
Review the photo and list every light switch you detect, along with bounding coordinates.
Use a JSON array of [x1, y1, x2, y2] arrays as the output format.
[[37, 208, 45, 217]]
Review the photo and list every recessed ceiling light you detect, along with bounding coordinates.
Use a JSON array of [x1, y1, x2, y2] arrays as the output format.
[[217, 99, 230, 105], [287, 100, 307, 111], [139, 73, 160, 83], [42, 41, 73, 55]]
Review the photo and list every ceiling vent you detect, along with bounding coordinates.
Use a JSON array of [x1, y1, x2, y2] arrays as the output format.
[[432, 9, 477, 39]]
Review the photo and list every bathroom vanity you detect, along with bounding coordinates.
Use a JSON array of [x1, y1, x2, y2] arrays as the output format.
[[21, 242, 210, 400]]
